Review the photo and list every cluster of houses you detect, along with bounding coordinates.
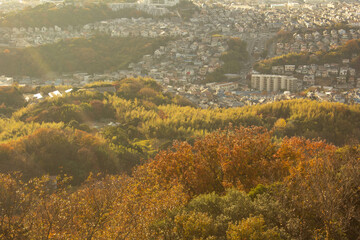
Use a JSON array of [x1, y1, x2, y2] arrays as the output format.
[[6, 0, 360, 50], [75, 7, 275, 84], [0, 0, 181, 48], [16, 72, 126, 87], [271, 61, 360, 88], [276, 28, 360, 56], [107, 0, 179, 16], [305, 87, 360, 104], [2, 0, 360, 109], [165, 82, 269, 108], [23, 89, 69, 103], [194, 0, 360, 33], [0, 0, 275, 49], [0, 25, 92, 48], [21, 75, 360, 108], [85, 17, 186, 38], [0, 0, 28, 13], [2, 0, 360, 49], [128, 35, 229, 84], [165, 80, 360, 108]]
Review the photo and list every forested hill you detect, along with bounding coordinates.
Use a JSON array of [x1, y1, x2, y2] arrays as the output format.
[[0, 35, 169, 77], [0, 78, 359, 183], [254, 39, 360, 73], [0, 126, 359, 239], [0, 78, 359, 239], [0, 3, 150, 28], [14, 84, 360, 147]]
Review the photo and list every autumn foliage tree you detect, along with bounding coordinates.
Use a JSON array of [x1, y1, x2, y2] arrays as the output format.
[[281, 144, 360, 239], [0, 128, 120, 183], [0, 126, 359, 239], [141, 126, 322, 197]]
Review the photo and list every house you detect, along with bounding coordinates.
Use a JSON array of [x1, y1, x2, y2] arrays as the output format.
[[337, 76, 347, 84], [342, 59, 350, 64], [328, 68, 339, 75], [349, 68, 356, 76], [33, 93, 43, 100], [321, 71, 329, 78], [272, 66, 284, 74], [357, 78, 360, 87], [285, 65, 296, 72], [339, 68, 348, 76], [303, 75, 315, 85], [48, 90, 62, 98], [213, 82, 239, 92]]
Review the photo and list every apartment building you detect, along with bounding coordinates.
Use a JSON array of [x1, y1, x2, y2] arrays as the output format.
[[251, 74, 298, 92]]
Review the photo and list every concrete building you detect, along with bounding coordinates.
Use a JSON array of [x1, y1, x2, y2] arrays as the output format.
[[251, 74, 298, 92]]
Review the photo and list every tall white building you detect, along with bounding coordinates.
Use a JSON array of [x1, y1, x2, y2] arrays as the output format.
[[138, 0, 179, 6], [251, 74, 299, 92]]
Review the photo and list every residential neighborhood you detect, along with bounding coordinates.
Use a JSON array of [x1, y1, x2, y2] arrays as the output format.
[[275, 28, 360, 56]]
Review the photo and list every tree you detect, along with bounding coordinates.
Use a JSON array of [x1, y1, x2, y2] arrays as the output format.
[[282, 145, 360, 239], [227, 215, 283, 240]]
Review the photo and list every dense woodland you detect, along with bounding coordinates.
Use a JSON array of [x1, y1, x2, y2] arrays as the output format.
[[255, 39, 360, 73], [0, 35, 169, 76], [0, 128, 359, 239], [0, 78, 359, 239]]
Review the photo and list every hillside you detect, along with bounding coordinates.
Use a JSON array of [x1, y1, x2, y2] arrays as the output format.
[[1, 77, 359, 239], [0, 127, 358, 240], [0, 35, 169, 77], [0, 3, 149, 28], [0, 78, 357, 180], [255, 39, 360, 73], [14, 83, 360, 147]]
